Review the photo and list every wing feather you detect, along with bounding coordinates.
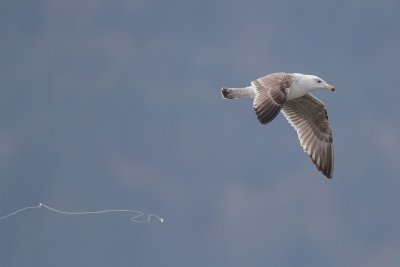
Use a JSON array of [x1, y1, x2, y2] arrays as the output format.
[[281, 94, 334, 178], [252, 73, 291, 124]]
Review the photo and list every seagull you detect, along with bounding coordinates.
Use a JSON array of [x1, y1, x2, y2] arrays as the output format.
[[221, 72, 335, 178]]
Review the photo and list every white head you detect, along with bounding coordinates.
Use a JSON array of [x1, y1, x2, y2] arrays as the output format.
[[297, 74, 336, 92]]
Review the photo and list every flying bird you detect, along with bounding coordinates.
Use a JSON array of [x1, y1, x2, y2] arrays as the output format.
[[221, 72, 335, 178]]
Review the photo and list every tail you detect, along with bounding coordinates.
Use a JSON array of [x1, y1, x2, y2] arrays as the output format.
[[221, 86, 255, 99]]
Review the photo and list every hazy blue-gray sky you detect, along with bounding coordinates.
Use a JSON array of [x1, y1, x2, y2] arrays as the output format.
[[1, 0, 400, 266]]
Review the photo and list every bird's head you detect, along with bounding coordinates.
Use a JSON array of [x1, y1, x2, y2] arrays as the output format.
[[301, 74, 335, 92]]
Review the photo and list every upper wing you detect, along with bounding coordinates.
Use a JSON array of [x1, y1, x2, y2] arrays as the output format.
[[252, 74, 290, 124], [281, 94, 334, 178]]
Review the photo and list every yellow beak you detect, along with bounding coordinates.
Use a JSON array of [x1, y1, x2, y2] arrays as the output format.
[[326, 84, 335, 92]]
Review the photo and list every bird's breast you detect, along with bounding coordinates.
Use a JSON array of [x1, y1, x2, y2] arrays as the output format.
[[286, 86, 309, 100]]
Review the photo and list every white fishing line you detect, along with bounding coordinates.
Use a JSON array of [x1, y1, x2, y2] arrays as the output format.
[[0, 202, 164, 223]]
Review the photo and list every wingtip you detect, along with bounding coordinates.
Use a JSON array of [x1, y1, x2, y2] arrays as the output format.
[[324, 170, 333, 179]]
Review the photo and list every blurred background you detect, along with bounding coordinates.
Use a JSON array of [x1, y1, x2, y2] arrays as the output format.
[[1, 0, 400, 266]]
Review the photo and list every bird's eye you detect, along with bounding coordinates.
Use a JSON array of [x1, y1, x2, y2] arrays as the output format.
[[317, 80, 322, 83]]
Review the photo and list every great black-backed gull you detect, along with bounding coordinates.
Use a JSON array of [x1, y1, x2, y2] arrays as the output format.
[[221, 72, 335, 179]]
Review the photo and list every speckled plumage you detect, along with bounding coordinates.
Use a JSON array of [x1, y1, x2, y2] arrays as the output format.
[[221, 72, 335, 179]]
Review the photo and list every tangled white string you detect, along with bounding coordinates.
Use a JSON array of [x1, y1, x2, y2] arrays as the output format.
[[0, 202, 164, 223]]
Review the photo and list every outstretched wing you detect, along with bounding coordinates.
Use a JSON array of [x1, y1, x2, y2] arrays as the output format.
[[252, 73, 290, 124], [281, 94, 334, 178]]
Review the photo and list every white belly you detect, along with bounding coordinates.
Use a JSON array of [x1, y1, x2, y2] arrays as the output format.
[[286, 86, 309, 100]]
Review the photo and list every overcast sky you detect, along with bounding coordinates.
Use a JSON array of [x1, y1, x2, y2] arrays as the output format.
[[1, 0, 400, 266]]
